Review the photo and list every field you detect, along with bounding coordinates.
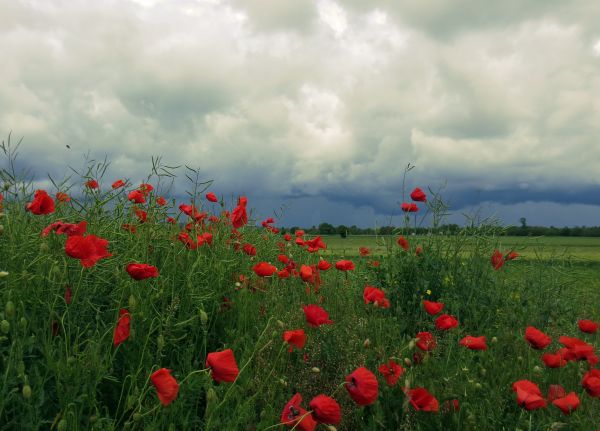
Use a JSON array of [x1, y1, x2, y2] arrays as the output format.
[[0, 169, 599, 430]]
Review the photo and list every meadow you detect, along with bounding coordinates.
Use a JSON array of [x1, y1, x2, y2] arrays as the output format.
[[0, 157, 598, 430]]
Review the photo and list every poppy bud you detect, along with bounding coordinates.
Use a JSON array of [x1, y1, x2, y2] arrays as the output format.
[[19, 317, 27, 331], [89, 416, 98, 424], [39, 243, 50, 253], [157, 334, 165, 350], [128, 295, 137, 308], [312, 367, 321, 373], [363, 338, 371, 348], [5, 301, 15, 318], [533, 366, 542, 374], [206, 387, 218, 404], [408, 339, 415, 349], [404, 358, 412, 367], [22, 384, 32, 399], [279, 378, 287, 386], [57, 419, 67, 431], [491, 336, 498, 343], [325, 426, 338, 431], [199, 309, 208, 326], [474, 382, 482, 389], [0, 271, 9, 278], [133, 413, 142, 422], [517, 356, 523, 362], [277, 320, 285, 328], [1, 320, 9, 334]]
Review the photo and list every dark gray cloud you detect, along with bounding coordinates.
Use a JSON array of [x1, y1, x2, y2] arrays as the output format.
[[1, 0, 599, 227]]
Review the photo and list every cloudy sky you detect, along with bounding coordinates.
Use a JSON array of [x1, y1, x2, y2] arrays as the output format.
[[1, 0, 600, 227]]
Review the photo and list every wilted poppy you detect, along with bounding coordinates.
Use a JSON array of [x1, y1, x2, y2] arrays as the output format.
[[126, 263, 159, 280], [253, 262, 277, 277], [65, 234, 111, 267], [113, 309, 131, 347], [512, 380, 547, 410], [345, 367, 378, 406], [459, 335, 487, 351], [378, 360, 403, 386], [582, 369, 600, 397], [578, 319, 599, 334], [552, 392, 580, 415], [435, 314, 458, 331], [423, 300, 444, 316], [397, 236, 409, 251], [26, 190, 55, 215], [206, 349, 239, 383], [525, 326, 552, 350], [410, 187, 427, 202], [280, 393, 317, 431], [416, 332, 436, 351], [335, 260, 355, 271], [302, 304, 333, 327], [406, 387, 439, 412], [283, 329, 306, 351], [309, 394, 341, 424], [151, 368, 179, 406]]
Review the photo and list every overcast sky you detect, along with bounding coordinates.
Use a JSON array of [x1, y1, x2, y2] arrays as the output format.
[[1, 0, 600, 227]]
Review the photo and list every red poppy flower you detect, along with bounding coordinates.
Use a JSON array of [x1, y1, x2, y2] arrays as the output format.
[[231, 196, 248, 229], [406, 387, 439, 412], [278, 268, 290, 278], [85, 179, 99, 189], [415, 245, 423, 256], [277, 254, 289, 264], [401, 202, 418, 212], [65, 234, 112, 267], [206, 349, 239, 383], [363, 286, 390, 308], [578, 319, 599, 334], [26, 190, 55, 215], [302, 304, 333, 327], [42, 220, 87, 237], [156, 196, 167, 206], [126, 263, 159, 280], [113, 309, 131, 347], [370, 260, 380, 267], [505, 251, 519, 260], [359, 246, 370, 256], [299, 265, 314, 283], [205, 192, 218, 202], [345, 367, 378, 406], [397, 236, 409, 251], [283, 329, 306, 351], [305, 236, 327, 253], [253, 262, 277, 277], [435, 314, 458, 331], [552, 392, 579, 415], [423, 300, 444, 316], [582, 369, 600, 397], [442, 399, 460, 414], [410, 187, 427, 202], [138, 183, 153, 195], [283, 233, 292, 241], [242, 243, 257, 256], [134, 207, 147, 223], [112, 179, 125, 189], [559, 336, 597, 366], [309, 394, 341, 424], [547, 384, 566, 402], [128, 190, 146, 204], [491, 249, 504, 270], [318, 259, 332, 271], [166, 217, 176, 224], [525, 326, 552, 350], [151, 368, 179, 406], [198, 232, 213, 246], [459, 335, 487, 351], [378, 360, 403, 386], [335, 260, 355, 271], [541, 349, 568, 368], [512, 380, 547, 410], [280, 393, 317, 431], [56, 192, 71, 202], [416, 332, 436, 351]]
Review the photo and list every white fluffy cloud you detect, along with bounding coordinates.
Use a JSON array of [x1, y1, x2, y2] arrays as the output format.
[[1, 0, 599, 226]]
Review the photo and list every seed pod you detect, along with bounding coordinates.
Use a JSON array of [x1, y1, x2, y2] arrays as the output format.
[[1, 320, 10, 334], [22, 384, 32, 399], [311, 367, 321, 373], [408, 339, 416, 349], [128, 295, 137, 309], [0, 271, 9, 278]]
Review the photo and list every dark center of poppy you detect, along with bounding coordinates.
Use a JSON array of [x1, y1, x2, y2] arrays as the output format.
[[288, 406, 299, 419]]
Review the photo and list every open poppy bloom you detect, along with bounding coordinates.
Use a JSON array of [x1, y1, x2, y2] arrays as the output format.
[[302, 304, 333, 327], [559, 336, 597, 366], [253, 262, 277, 277], [242, 243, 257, 256], [435, 314, 458, 331], [305, 236, 327, 253], [156, 196, 167, 206], [128, 190, 146, 204], [231, 196, 248, 228], [280, 393, 317, 431], [300, 265, 314, 283], [318, 259, 332, 271], [26, 190, 55, 215], [512, 380, 547, 410], [459, 335, 487, 351], [335, 260, 355, 271], [206, 349, 239, 383], [491, 249, 504, 270], [423, 300, 444, 316], [363, 286, 390, 308], [65, 234, 112, 267], [151, 368, 179, 406], [524, 326, 552, 350], [410, 187, 427, 202], [416, 331, 437, 351], [547, 384, 566, 402], [551, 392, 580, 415], [582, 369, 600, 397], [406, 387, 439, 412], [541, 349, 568, 368], [126, 263, 159, 280], [345, 367, 378, 406], [359, 246, 370, 256], [578, 319, 599, 334], [378, 359, 403, 386], [283, 329, 306, 351], [308, 394, 341, 424], [396, 235, 409, 251], [113, 309, 131, 347], [42, 221, 87, 237], [401, 202, 418, 212], [85, 179, 99, 189]]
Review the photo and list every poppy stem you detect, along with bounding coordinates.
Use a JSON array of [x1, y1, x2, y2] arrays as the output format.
[[179, 368, 210, 385]]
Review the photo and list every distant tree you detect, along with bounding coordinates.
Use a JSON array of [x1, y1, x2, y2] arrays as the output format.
[[318, 222, 335, 235], [337, 225, 348, 238], [520, 217, 527, 228]]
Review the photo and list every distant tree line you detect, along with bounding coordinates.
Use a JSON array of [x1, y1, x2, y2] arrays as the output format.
[[278, 222, 600, 237]]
